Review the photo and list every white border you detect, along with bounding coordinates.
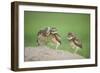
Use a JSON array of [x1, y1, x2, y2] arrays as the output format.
[[18, 5, 96, 68]]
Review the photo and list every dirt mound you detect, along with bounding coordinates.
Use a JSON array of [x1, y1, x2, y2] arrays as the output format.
[[25, 46, 84, 61]]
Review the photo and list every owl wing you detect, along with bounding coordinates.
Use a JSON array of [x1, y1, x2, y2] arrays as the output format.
[[55, 33, 61, 44], [74, 38, 82, 48]]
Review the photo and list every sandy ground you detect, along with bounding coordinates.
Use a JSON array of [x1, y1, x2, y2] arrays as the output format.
[[24, 46, 84, 61]]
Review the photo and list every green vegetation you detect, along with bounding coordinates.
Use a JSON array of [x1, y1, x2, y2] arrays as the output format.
[[24, 11, 90, 58]]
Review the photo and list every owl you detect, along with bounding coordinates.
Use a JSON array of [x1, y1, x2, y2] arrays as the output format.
[[37, 27, 51, 46], [50, 27, 61, 49], [67, 32, 82, 53]]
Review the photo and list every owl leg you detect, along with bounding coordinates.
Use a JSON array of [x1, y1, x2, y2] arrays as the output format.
[[56, 42, 60, 49], [74, 48, 80, 53]]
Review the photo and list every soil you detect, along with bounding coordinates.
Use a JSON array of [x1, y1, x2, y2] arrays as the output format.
[[24, 46, 84, 61]]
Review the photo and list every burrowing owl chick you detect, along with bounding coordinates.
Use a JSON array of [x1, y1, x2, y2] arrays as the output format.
[[50, 27, 61, 49], [67, 32, 82, 53]]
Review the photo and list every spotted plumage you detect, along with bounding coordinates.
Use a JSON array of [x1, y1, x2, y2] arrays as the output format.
[[67, 32, 82, 53]]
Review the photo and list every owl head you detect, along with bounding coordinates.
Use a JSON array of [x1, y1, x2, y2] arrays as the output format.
[[67, 32, 76, 40], [50, 27, 58, 34]]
